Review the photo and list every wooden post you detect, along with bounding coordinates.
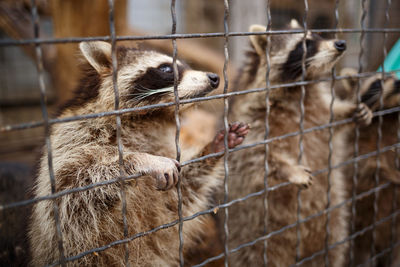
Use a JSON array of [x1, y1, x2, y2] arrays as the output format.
[[51, 0, 127, 104], [230, 0, 267, 64]]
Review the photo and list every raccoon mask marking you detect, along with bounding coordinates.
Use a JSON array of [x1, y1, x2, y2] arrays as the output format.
[[340, 67, 400, 111], [361, 79, 384, 108], [362, 77, 400, 110], [60, 41, 220, 116], [248, 20, 347, 83], [129, 63, 185, 103], [280, 36, 319, 81]]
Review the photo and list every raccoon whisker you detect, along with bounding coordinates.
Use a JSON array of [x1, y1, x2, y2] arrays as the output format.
[[305, 52, 335, 62], [139, 87, 173, 95], [125, 86, 175, 102], [270, 55, 294, 62], [123, 87, 174, 97], [282, 52, 336, 69], [135, 85, 174, 93], [146, 87, 173, 95], [272, 50, 336, 65], [361, 87, 384, 106], [130, 93, 171, 103], [281, 61, 306, 70]]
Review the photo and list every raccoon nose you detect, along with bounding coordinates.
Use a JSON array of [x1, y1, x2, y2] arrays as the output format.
[[334, 40, 347, 52], [207, 73, 220, 88]]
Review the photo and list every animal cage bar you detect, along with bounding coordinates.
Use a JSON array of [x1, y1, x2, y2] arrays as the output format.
[[221, 0, 231, 266], [106, 0, 131, 265], [30, 0, 66, 265], [324, 0, 340, 264], [2, 71, 400, 133], [350, 0, 367, 265], [262, 0, 272, 265], [0, 0, 400, 266], [2, 29, 400, 47], [170, 0, 185, 265]]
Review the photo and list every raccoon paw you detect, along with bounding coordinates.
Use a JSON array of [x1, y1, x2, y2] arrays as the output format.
[[213, 122, 250, 153], [149, 157, 181, 190], [287, 165, 313, 189], [354, 103, 372, 127]]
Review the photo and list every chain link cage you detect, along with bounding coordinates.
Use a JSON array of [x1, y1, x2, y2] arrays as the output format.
[[1, 0, 400, 266]]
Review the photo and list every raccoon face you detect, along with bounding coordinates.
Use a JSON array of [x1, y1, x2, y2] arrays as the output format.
[[340, 68, 400, 111], [78, 41, 219, 114], [360, 75, 400, 110], [249, 19, 346, 82]]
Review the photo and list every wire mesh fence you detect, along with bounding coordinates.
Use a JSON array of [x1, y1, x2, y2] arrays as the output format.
[[1, 0, 400, 266]]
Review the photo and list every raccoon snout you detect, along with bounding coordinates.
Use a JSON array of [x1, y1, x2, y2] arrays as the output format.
[[334, 40, 347, 52], [207, 73, 220, 88]]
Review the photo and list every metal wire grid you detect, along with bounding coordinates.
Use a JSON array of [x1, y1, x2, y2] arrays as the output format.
[[324, 1, 340, 265], [371, 0, 391, 264], [0, 0, 399, 266], [349, 0, 367, 264], [170, 0, 185, 265], [30, 0, 65, 265], [222, 1, 231, 266], [295, 0, 308, 262], [262, 1, 272, 266], [105, 0, 131, 265]]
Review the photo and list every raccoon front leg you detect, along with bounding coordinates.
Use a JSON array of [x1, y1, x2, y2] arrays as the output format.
[[208, 122, 250, 157], [180, 122, 249, 189], [128, 152, 181, 190], [269, 154, 313, 188], [34, 151, 181, 265], [353, 103, 373, 126], [333, 101, 372, 127], [54, 150, 181, 192]]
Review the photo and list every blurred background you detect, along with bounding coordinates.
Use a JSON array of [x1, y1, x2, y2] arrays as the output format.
[[0, 0, 399, 265]]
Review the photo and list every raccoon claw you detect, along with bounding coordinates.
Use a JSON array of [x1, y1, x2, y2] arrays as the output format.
[[150, 158, 180, 191], [288, 165, 314, 189], [354, 103, 372, 127], [213, 122, 250, 153]]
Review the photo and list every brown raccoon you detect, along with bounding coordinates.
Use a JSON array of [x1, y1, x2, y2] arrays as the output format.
[[221, 20, 372, 267], [339, 68, 400, 266], [28, 41, 250, 266]]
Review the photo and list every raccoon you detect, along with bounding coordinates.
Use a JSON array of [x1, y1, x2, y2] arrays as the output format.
[[338, 68, 400, 266], [28, 41, 249, 266], [222, 20, 372, 267]]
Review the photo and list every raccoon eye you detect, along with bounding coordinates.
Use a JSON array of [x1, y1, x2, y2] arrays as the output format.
[[158, 64, 173, 73]]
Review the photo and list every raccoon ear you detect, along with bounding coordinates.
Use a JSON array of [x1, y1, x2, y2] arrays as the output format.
[[79, 41, 112, 73], [249, 24, 267, 56], [289, 19, 301, 29], [340, 68, 358, 93]]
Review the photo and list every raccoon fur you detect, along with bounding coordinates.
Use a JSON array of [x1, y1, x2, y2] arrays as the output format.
[[221, 20, 372, 267], [28, 41, 249, 266], [338, 68, 400, 267]]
